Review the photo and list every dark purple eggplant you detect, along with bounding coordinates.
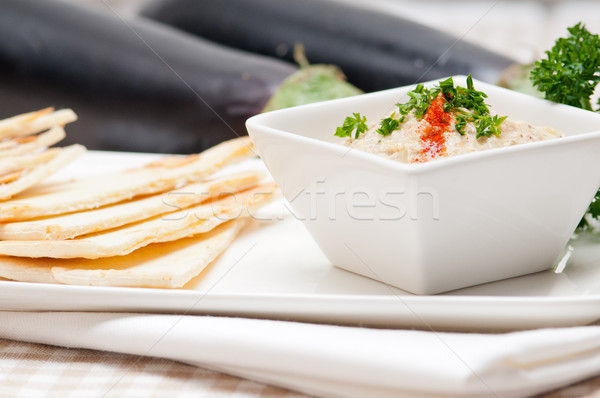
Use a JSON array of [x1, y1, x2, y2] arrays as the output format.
[[140, 0, 517, 93], [0, 0, 296, 153]]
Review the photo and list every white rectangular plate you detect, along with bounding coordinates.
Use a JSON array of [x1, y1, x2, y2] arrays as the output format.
[[1, 151, 599, 331]]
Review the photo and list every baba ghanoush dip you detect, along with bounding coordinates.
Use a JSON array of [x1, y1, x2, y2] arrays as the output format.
[[335, 76, 563, 163]]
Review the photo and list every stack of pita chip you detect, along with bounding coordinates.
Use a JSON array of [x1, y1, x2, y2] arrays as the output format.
[[0, 107, 85, 200], [0, 135, 277, 288]]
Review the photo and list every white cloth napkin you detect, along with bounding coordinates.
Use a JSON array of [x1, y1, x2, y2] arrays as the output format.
[[1, 311, 600, 398]]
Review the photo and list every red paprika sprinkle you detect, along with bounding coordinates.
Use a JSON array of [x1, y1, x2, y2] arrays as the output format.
[[415, 94, 454, 162]]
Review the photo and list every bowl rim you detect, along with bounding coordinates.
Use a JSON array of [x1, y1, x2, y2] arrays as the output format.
[[247, 75, 600, 175]]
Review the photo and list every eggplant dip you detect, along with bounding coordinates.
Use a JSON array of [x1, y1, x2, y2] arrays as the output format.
[[335, 76, 563, 163]]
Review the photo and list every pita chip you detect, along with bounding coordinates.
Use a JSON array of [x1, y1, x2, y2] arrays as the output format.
[[0, 108, 77, 139], [0, 183, 276, 258], [0, 219, 248, 288], [0, 144, 86, 200], [0, 148, 61, 174], [0, 170, 261, 240], [0, 136, 255, 221], [0, 127, 66, 157]]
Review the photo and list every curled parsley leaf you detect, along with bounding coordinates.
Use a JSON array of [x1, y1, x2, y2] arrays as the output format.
[[399, 84, 435, 119], [534, 23, 600, 229], [530, 23, 600, 111], [438, 76, 505, 138], [579, 191, 600, 230], [377, 116, 400, 136], [335, 112, 368, 139]]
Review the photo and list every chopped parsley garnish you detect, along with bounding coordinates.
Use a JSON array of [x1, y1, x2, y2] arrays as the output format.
[[334, 112, 368, 139], [377, 116, 400, 136], [398, 83, 433, 119], [435, 75, 506, 138], [335, 74, 506, 140]]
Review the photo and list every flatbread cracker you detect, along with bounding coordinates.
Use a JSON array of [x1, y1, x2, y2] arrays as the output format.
[[0, 108, 77, 139], [0, 183, 275, 258], [0, 126, 66, 157], [0, 218, 248, 288], [0, 170, 261, 240], [0, 144, 86, 200], [0, 136, 254, 221], [0, 149, 61, 174], [0, 170, 23, 185]]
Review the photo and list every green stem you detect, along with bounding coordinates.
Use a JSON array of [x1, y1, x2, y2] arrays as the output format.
[[580, 96, 594, 111], [293, 43, 310, 69]]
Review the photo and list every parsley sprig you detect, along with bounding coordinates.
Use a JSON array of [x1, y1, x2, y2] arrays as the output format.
[[530, 23, 600, 229], [335, 112, 368, 139], [377, 116, 400, 136], [530, 23, 600, 112], [398, 83, 434, 120], [334, 75, 507, 140]]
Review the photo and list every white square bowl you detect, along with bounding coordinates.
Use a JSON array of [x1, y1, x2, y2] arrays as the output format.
[[246, 76, 600, 295]]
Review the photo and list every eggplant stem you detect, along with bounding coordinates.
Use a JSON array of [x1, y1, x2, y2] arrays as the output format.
[[293, 42, 310, 68]]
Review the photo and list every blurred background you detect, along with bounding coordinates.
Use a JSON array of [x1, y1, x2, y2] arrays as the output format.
[[72, 0, 600, 64], [2, 0, 598, 153]]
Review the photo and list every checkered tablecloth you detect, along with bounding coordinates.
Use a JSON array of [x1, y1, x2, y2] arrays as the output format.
[[0, 338, 310, 398], [2, 335, 600, 398]]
